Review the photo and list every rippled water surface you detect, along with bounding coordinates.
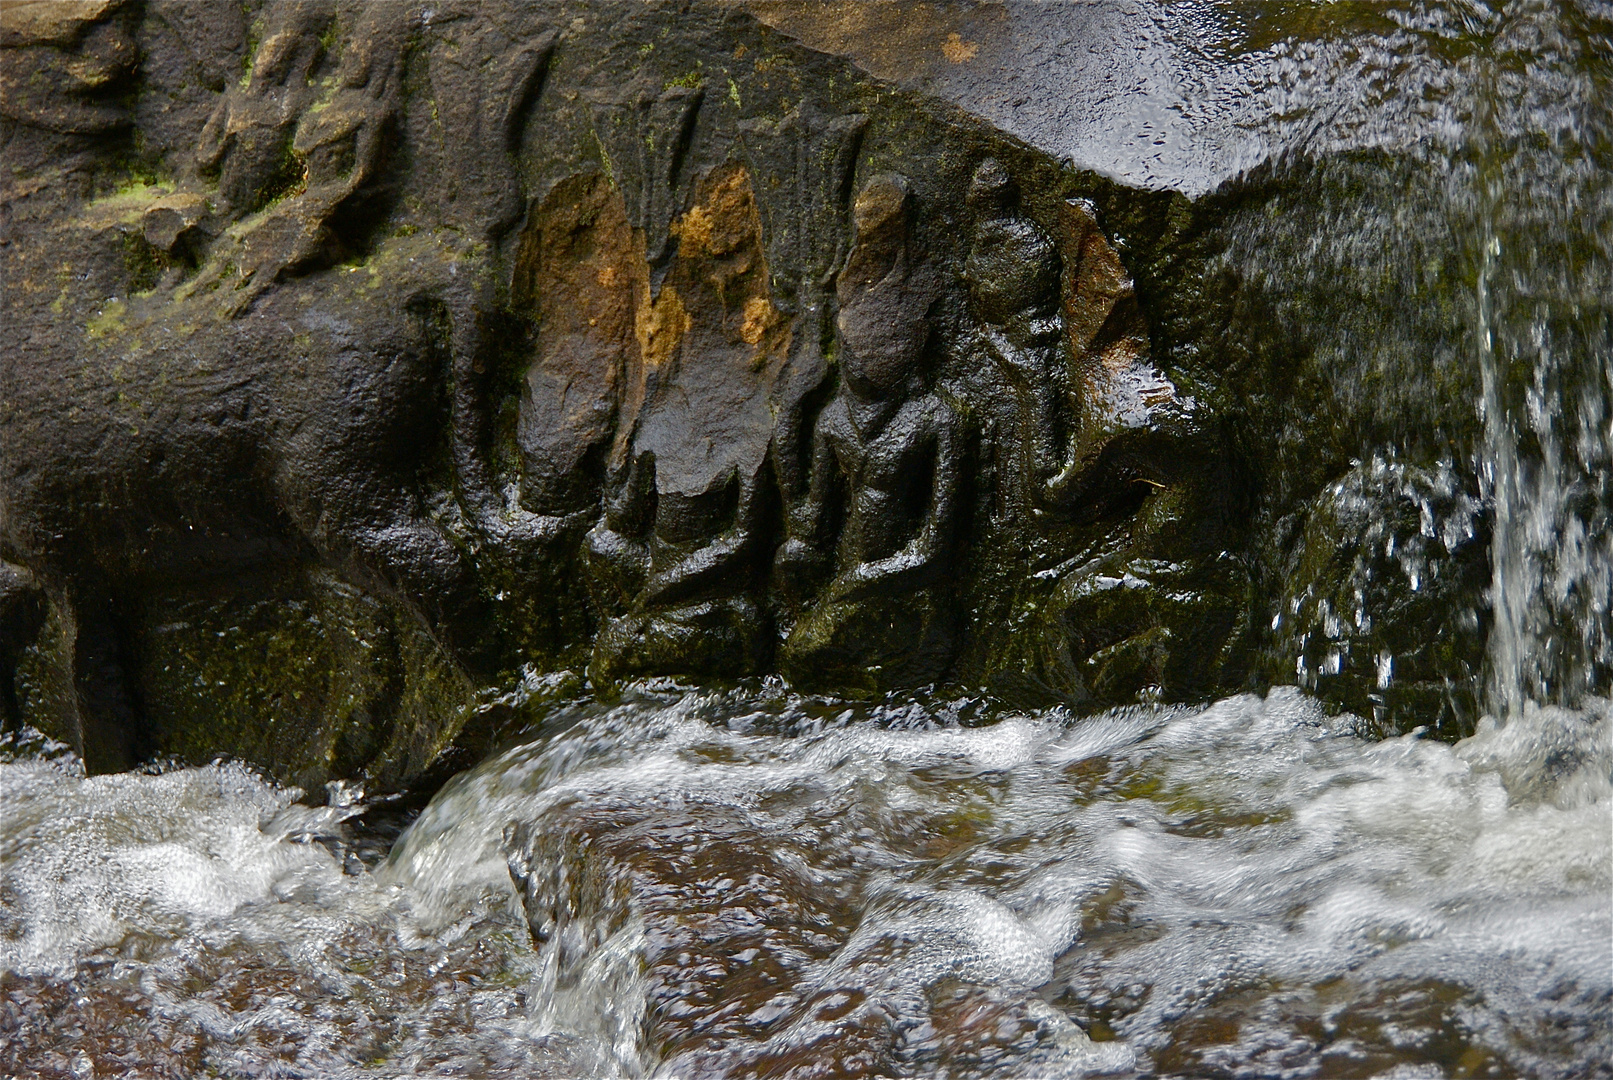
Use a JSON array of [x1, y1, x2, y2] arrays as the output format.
[[4, 687, 1608, 1078]]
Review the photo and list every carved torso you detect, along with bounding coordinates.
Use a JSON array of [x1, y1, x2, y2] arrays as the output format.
[[965, 215, 1060, 336], [817, 392, 951, 566]]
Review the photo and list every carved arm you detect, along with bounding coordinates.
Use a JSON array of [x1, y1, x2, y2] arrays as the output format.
[[834, 404, 960, 601], [773, 410, 840, 602], [640, 471, 766, 608]]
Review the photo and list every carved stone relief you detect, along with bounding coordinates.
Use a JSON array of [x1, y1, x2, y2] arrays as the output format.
[[964, 158, 1067, 515], [0, 0, 1285, 781], [583, 163, 795, 681], [503, 143, 1216, 696], [1048, 195, 1204, 518], [188, 0, 407, 313], [776, 176, 962, 689], [588, 78, 706, 272], [508, 98, 886, 683], [0, 0, 140, 136], [1036, 196, 1237, 705], [737, 105, 868, 507]]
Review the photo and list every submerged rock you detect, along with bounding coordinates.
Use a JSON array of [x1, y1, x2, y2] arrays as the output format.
[[2, 1, 1606, 783]]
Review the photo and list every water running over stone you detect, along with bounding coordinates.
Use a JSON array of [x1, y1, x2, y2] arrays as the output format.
[[5, 686, 1607, 1078], [1468, 13, 1613, 715]]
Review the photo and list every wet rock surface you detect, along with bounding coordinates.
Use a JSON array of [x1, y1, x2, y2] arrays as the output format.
[[2, 1, 1607, 783]]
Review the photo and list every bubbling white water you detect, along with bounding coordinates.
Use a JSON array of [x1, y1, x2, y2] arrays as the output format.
[[3, 687, 1609, 1078]]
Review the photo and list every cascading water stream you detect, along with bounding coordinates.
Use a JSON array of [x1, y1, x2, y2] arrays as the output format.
[[1476, 201, 1613, 718], [1470, 1, 1613, 718], [3, 688, 1609, 1077]]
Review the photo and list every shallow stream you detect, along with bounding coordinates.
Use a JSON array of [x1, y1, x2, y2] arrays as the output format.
[[4, 685, 1608, 1078]]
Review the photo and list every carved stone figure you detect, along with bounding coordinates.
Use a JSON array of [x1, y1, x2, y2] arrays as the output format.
[[963, 158, 1067, 512], [584, 163, 793, 682], [1043, 196, 1204, 520], [963, 161, 1201, 523], [777, 176, 962, 689], [738, 104, 869, 515], [1035, 198, 1236, 704]]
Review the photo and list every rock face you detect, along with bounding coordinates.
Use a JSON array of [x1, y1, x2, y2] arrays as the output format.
[[8, 0, 1558, 786]]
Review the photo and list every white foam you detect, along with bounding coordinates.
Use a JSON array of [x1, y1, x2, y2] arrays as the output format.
[[5, 687, 1608, 1076], [0, 759, 339, 975]]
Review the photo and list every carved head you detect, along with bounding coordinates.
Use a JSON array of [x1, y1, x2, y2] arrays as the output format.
[[964, 160, 1058, 324], [967, 158, 1016, 213], [837, 175, 931, 395]]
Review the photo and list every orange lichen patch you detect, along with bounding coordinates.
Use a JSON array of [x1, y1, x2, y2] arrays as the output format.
[[609, 278, 690, 468], [513, 174, 642, 330], [542, 161, 792, 484], [636, 283, 690, 371], [739, 295, 776, 346], [674, 202, 716, 254], [942, 32, 978, 63], [1055, 194, 1185, 433], [611, 162, 795, 494], [1058, 199, 1138, 359], [672, 167, 756, 261]]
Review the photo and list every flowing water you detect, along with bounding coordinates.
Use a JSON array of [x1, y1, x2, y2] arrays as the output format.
[[4, 686, 1609, 1078], [1469, 7, 1609, 720]]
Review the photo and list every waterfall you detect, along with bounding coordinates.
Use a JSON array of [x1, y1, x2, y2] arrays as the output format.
[[1472, 1, 1613, 718]]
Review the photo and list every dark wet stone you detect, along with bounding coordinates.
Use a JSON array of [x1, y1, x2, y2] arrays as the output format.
[[6, 0, 1599, 783]]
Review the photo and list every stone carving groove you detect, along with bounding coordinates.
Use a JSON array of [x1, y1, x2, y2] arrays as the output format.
[[589, 79, 707, 272]]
